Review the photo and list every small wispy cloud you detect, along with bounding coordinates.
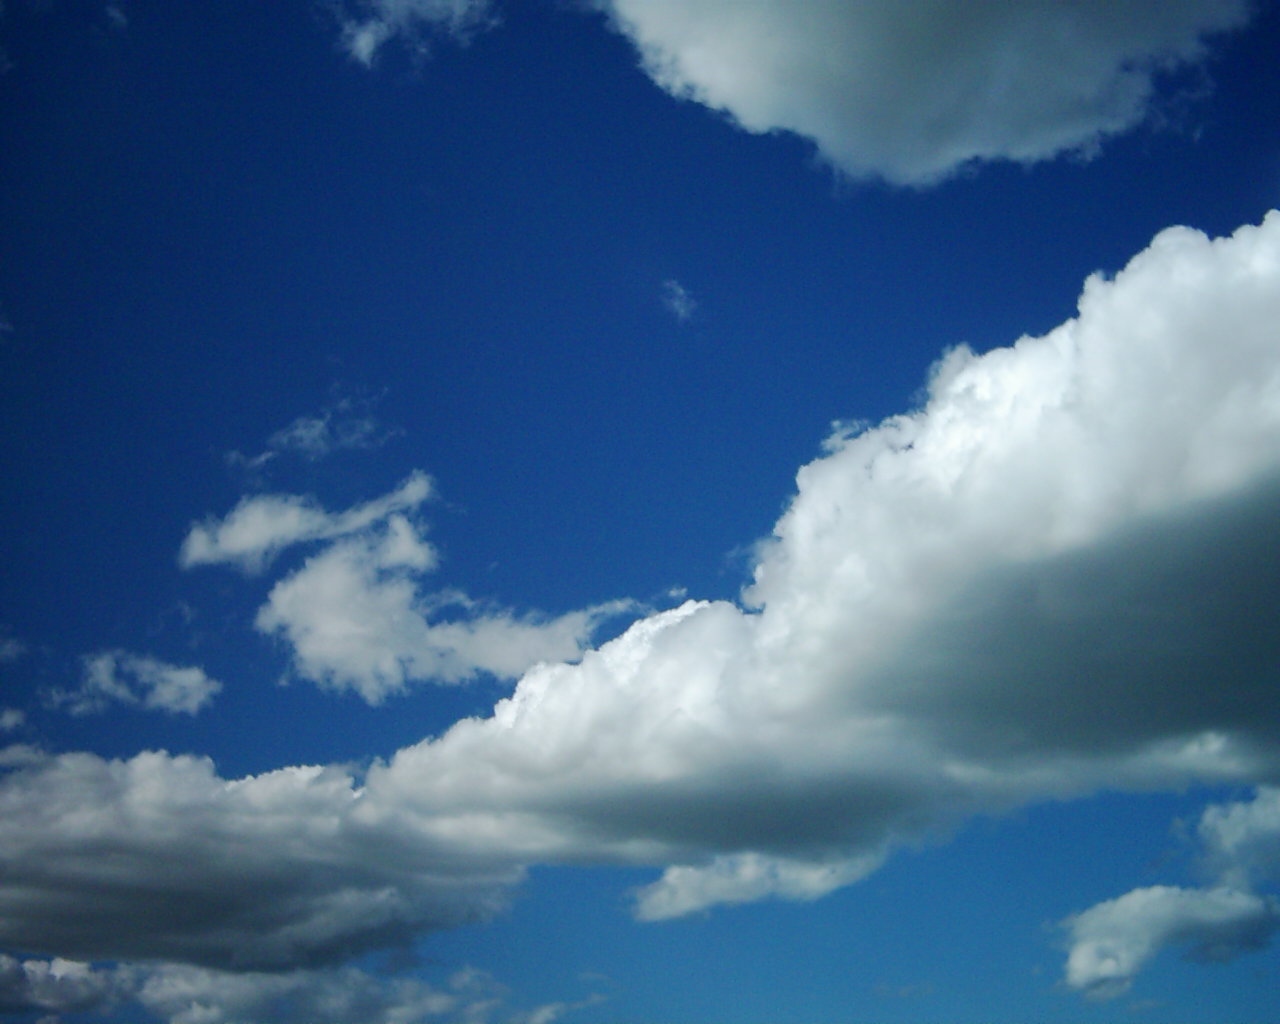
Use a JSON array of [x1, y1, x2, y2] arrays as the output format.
[[661, 279, 696, 322], [334, 0, 498, 67], [225, 393, 403, 477], [0, 635, 25, 663], [47, 651, 222, 717]]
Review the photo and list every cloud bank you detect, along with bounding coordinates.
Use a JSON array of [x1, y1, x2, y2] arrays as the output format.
[[596, 0, 1253, 183], [4, 212, 1280, 995]]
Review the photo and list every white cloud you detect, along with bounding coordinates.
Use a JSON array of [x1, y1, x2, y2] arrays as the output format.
[[180, 471, 433, 573], [1063, 786, 1280, 996], [596, 0, 1253, 184], [660, 279, 696, 322], [0, 635, 25, 662], [0, 954, 127, 1016], [4, 213, 1280, 983], [187, 472, 632, 703], [1063, 885, 1280, 999], [1199, 786, 1280, 888], [0, 709, 23, 733], [49, 651, 222, 716], [256, 515, 633, 703], [335, 0, 497, 67], [0, 954, 556, 1024]]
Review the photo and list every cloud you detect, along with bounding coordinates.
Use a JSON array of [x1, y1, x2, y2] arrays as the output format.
[[0, 748, 520, 969], [0, 635, 25, 662], [180, 471, 433, 573], [256, 515, 632, 702], [1064, 886, 1280, 999], [0, 954, 560, 1024], [48, 651, 222, 716], [1063, 786, 1280, 996], [0, 954, 128, 1016], [0, 709, 23, 733], [227, 397, 404, 474], [334, 0, 497, 67], [5, 212, 1280, 982], [660, 279, 696, 322], [595, 0, 1253, 184]]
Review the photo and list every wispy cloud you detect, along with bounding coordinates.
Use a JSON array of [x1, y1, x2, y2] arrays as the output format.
[[225, 394, 403, 476], [596, 0, 1254, 184], [47, 651, 222, 716], [660, 279, 696, 322], [334, 0, 498, 67], [186, 473, 634, 702]]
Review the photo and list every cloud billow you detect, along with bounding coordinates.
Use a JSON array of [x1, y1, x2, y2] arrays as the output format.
[[596, 0, 1253, 184], [3, 212, 1280, 990]]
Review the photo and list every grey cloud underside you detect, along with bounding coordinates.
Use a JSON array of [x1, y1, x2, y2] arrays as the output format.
[[0, 754, 518, 969], [4, 213, 1280, 975], [873, 476, 1280, 764], [595, 0, 1254, 183]]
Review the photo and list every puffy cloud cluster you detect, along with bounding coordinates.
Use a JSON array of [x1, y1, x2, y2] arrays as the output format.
[[595, 0, 1253, 183], [48, 651, 222, 716], [1064, 786, 1280, 996], [183, 472, 631, 702], [3, 212, 1280, 991]]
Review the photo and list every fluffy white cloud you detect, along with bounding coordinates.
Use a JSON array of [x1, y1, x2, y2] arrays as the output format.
[[256, 514, 631, 702], [4, 213, 1280, 982], [335, 0, 496, 66], [49, 651, 222, 716], [1198, 785, 1280, 889], [0, 709, 23, 733], [1064, 885, 1280, 998], [187, 472, 633, 702], [596, 0, 1253, 184], [1063, 786, 1280, 995], [180, 472, 433, 573]]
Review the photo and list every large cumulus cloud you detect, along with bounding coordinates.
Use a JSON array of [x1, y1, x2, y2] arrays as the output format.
[[596, 0, 1253, 184], [3, 212, 1280, 992]]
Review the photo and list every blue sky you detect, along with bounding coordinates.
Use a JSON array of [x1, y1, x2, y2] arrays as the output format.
[[3, 2, 1280, 1021]]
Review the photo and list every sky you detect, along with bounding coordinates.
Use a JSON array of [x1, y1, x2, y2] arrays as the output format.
[[2, 1, 1280, 1022]]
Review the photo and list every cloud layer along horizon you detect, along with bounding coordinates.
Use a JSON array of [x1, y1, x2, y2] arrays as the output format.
[[4, 212, 1280, 1003]]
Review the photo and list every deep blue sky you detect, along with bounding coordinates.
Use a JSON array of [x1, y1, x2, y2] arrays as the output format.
[[3, 3, 1280, 1023]]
